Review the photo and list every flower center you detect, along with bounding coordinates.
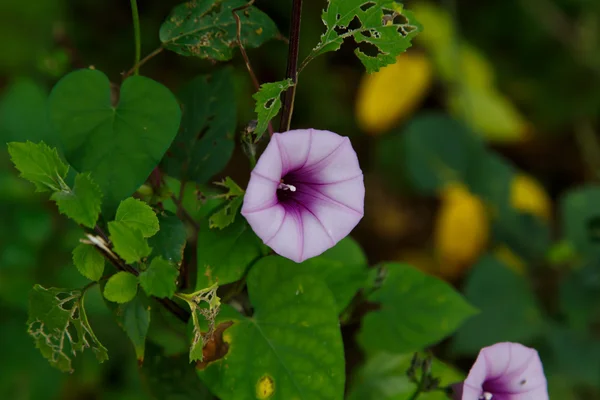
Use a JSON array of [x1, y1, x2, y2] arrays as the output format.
[[479, 393, 493, 400], [276, 178, 298, 204]]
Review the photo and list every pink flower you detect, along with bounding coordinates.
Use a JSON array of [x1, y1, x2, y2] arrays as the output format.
[[241, 129, 364, 262], [453, 342, 549, 400]]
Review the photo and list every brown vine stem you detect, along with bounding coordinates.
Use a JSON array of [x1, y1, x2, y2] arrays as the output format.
[[92, 225, 190, 323], [123, 46, 165, 78], [279, 0, 303, 133], [232, 0, 274, 136]]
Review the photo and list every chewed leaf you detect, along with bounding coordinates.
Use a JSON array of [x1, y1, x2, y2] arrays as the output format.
[[209, 177, 245, 229], [160, 0, 278, 61], [252, 79, 293, 141], [309, 0, 422, 73], [27, 285, 108, 372]]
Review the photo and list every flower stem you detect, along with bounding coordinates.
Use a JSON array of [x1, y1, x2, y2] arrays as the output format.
[[279, 0, 303, 133], [130, 0, 141, 76], [124, 47, 164, 78]]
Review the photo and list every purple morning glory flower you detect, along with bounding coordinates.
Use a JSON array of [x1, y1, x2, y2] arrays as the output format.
[[452, 342, 549, 400], [241, 129, 364, 263]]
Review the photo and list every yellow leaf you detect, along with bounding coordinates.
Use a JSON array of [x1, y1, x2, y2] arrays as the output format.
[[356, 52, 433, 135], [448, 85, 530, 142], [434, 184, 489, 281], [411, 2, 454, 50], [510, 174, 552, 221]]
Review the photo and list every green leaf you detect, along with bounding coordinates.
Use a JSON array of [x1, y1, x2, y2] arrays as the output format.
[[7, 141, 68, 192], [197, 261, 345, 399], [0, 78, 54, 144], [560, 185, 600, 257], [108, 221, 152, 264], [311, 1, 421, 73], [103, 271, 139, 303], [148, 213, 187, 264], [253, 79, 293, 140], [347, 352, 464, 400], [358, 263, 477, 355], [452, 254, 544, 355], [398, 113, 483, 194], [163, 69, 237, 183], [160, 0, 278, 61], [559, 262, 600, 330], [49, 69, 181, 215], [27, 285, 108, 372], [250, 237, 369, 313], [51, 172, 102, 228], [209, 177, 245, 229], [121, 294, 150, 363], [115, 197, 160, 238], [141, 342, 212, 399], [139, 257, 179, 299], [72, 243, 105, 281], [196, 214, 266, 289]]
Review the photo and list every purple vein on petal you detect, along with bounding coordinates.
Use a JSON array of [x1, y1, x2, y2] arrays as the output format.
[[251, 170, 280, 184], [295, 128, 313, 171], [302, 136, 347, 172], [300, 184, 363, 216], [292, 173, 364, 186], [264, 207, 287, 244], [242, 200, 278, 215], [289, 198, 336, 246], [273, 135, 290, 173]]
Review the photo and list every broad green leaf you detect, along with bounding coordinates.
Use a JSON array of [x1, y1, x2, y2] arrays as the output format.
[[0, 78, 54, 143], [251, 237, 369, 313], [163, 69, 237, 183], [115, 197, 159, 238], [139, 257, 179, 299], [108, 221, 152, 264], [51, 172, 102, 228], [252, 79, 293, 140], [399, 113, 484, 194], [310, 1, 421, 73], [148, 213, 187, 264], [196, 214, 266, 289], [209, 177, 245, 229], [559, 263, 600, 330], [122, 294, 150, 363], [103, 271, 139, 304], [560, 185, 600, 257], [197, 261, 345, 400], [358, 263, 477, 355], [27, 285, 108, 372], [49, 69, 181, 215], [7, 141, 68, 192], [160, 0, 278, 61], [72, 243, 105, 281], [141, 342, 212, 398], [347, 352, 464, 400], [452, 254, 544, 355], [543, 325, 600, 387]]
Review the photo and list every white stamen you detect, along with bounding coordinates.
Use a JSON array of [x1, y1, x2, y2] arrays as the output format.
[[278, 182, 296, 192], [479, 393, 493, 400]]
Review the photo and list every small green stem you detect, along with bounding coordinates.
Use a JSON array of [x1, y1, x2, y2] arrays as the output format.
[[130, 0, 141, 76]]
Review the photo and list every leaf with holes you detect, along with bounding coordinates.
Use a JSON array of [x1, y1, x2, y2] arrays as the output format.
[[115, 197, 160, 238], [162, 69, 237, 183], [49, 69, 181, 215], [7, 141, 69, 192], [72, 243, 105, 281], [357, 263, 477, 355], [51, 172, 102, 228], [196, 260, 345, 399], [160, 0, 278, 61], [308, 0, 422, 73], [253, 79, 293, 141], [27, 285, 108, 373]]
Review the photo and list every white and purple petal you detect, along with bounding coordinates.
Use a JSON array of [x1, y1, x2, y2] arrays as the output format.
[[242, 129, 365, 263]]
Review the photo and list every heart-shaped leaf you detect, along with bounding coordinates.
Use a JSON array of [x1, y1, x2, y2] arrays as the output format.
[[49, 69, 181, 215]]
